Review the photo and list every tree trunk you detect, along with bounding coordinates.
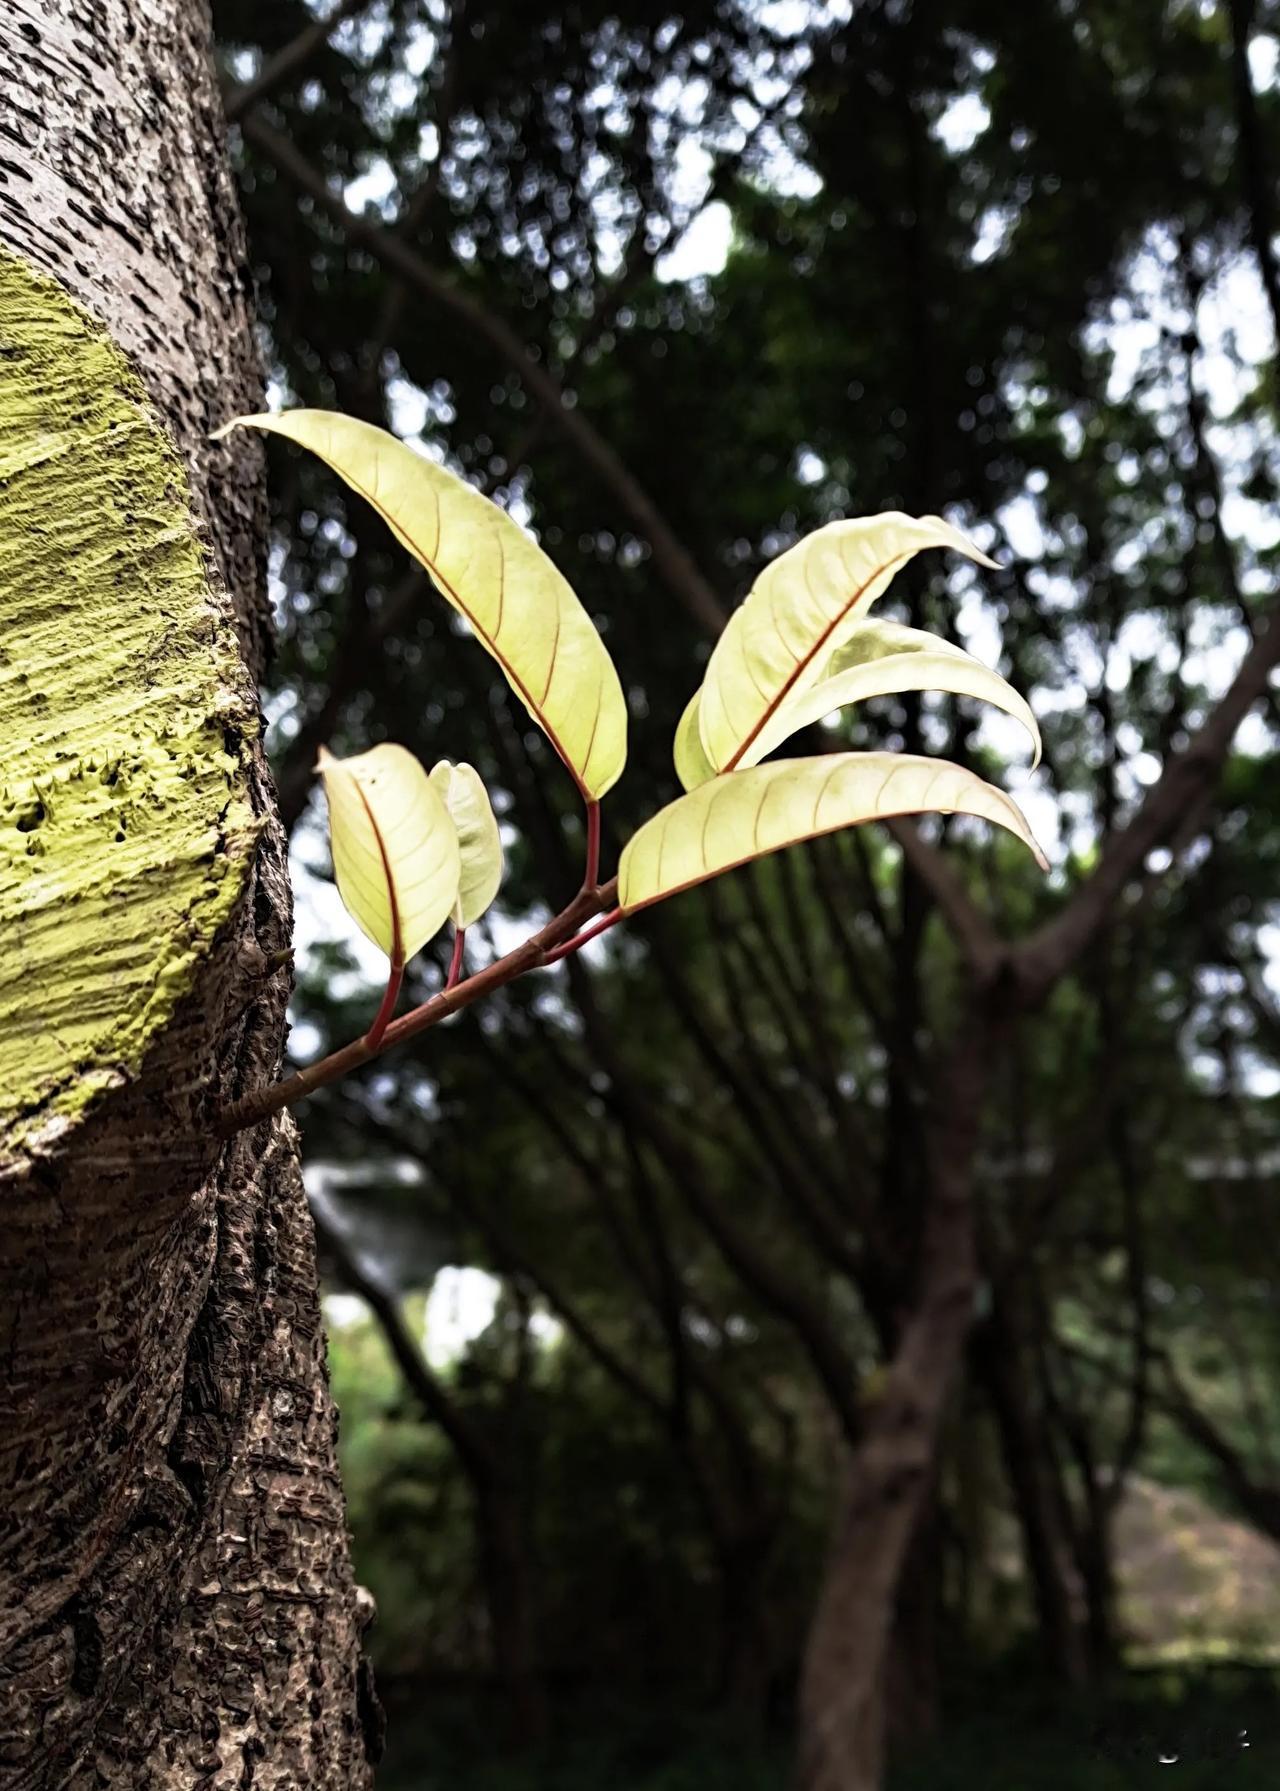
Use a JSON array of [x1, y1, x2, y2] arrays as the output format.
[[884, 1491, 941, 1750], [714, 1527, 776, 1726], [473, 1480, 549, 1749], [0, 5, 373, 1788], [971, 1310, 1089, 1686], [794, 1008, 995, 1791], [1073, 1479, 1120, 1678]]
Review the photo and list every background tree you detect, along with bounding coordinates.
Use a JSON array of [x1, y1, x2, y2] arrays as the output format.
[[207, 1, 1280, 1786]]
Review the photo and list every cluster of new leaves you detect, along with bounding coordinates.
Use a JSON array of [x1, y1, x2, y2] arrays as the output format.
[[622, 513, 1045, 911], [315, 746, 503, 964], [218, 410, 1043, 1006]]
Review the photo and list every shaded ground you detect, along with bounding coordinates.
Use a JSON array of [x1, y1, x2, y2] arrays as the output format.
[[372, 1476, 1280, 1788], [1118, 1478, 1280, 1662]]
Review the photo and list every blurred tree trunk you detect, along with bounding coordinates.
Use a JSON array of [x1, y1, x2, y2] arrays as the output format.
[[884, 1492, 941, 1748], [313, 1207, 549, 1746], [972, 1307, 1089, 1686], [1074, 1493, 1120, 1677], [0, 4, 373, 1787], [795, 1010, 995, 1791], [473, 1482, 548, 1748]]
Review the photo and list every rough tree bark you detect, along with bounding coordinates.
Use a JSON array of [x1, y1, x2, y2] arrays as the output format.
[[0, 5, 374, 1787]]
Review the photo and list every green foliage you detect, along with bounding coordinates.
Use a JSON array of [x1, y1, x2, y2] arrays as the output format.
[[216, 0, 1280, 1775]]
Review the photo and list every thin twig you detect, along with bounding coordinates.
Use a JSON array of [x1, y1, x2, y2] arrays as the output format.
[[222, 0, 367, 123], [216, 876, 618, 1137], [238, 113, 728, 637]]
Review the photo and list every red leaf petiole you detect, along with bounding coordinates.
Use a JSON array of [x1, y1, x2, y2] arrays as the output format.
[[364, 955, 404, 1051], [446, 926, 466, 989]]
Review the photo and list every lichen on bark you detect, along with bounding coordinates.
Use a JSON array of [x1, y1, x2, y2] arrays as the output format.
[[0, 246, 257, 1160], [1, 7, 373, 1785]]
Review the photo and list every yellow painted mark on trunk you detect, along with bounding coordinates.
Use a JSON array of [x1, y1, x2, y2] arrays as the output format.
[[0, 248, 256, 1160]]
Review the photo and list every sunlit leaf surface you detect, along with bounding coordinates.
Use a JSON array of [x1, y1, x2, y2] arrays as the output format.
[[316, 743, 461, 962], [694, 513, 998, 777], [677, 621, 1039, 789], [621, 751, 1046, 913], [218, 410, 628, 798], [430, 760, 504, 926]]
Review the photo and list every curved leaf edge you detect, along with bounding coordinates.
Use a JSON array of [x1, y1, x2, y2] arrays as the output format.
[[620, 751, 1048, 915]]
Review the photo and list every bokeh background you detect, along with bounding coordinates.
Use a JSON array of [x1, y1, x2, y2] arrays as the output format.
[[210, 2, 1280, 1785]]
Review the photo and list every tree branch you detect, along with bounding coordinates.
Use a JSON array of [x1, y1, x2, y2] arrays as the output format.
[[1227, 0, 1280, 347], [884, 816, 1003, 980], [216, 875, 616, 1136], [1017, 601, 1280, 997], [238, 113, 728, 637], [312, 1199, 494, 1481], [222, 0, 368, 124]]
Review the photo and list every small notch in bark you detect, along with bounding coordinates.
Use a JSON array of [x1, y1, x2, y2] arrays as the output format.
[[237, 1736, 266, 1787], [68, 1597, 103, 1697], [166, 1444, 207, 1511], [895, 1398, 924, 1433], [356, 1655, 387, 1765], [882, 1463, 926, 1506]]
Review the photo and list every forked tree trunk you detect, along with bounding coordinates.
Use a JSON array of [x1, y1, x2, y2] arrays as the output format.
[[0, 5, 373, 1787]]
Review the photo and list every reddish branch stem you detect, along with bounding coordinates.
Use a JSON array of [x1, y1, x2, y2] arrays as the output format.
[[584, 800, 601, 892], [215, 878, 619, 1139], [364, 957, 403, 1051], [542, 908, 624, 965], [446, 927, 466, 989]]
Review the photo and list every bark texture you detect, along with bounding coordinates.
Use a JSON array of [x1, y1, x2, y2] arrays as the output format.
[[0, 5, 373, 1787]]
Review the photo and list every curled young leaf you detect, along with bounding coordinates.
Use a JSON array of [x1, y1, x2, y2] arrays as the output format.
[[694, 513, 998, 778], [619, 751, 1046, 914], [430, 760, 504, 927], [676, 618, 1039, 791], [316, 744, 461, 963], [676, 622, 1040, 791], [699, 620, 1042, 784], [216, 410, 628, 799], [673, 685, 719, 791]]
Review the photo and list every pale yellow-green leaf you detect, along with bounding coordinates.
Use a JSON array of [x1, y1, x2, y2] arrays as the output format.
[[735, 620, 1041, 773], [673, 686, 719, 791], [430, 760, 504, 926], [316, 743, 461, 963], [695, 513, 998, 777], [675, 619, 1039, 790], [216, 410, 627, 798], [619, 752, 1046, 914]]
